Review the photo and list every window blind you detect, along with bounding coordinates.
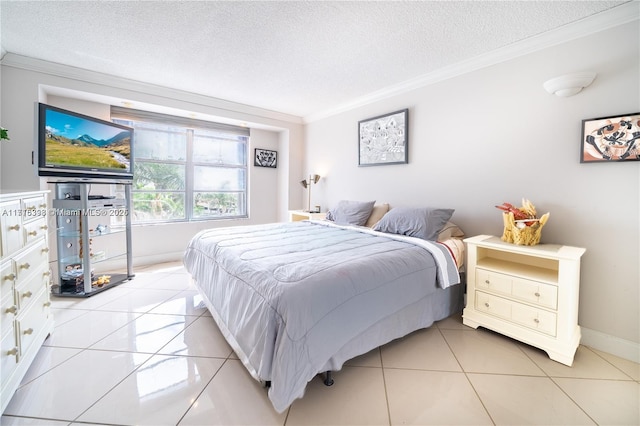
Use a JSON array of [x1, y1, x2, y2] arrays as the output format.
[[111, 106, 250, 137]]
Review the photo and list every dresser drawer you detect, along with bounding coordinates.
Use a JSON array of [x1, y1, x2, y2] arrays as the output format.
[[16, 287, 51, 357], [0, 327, 19, 380], [1, 200, 24, 255], [475, 291, 557, 336], [476, 268, 558, 310], [1, 259, 16, 304], [13, 240, 49, 283], [21, 195, 48, 223], [16, 264, 49, 311], [1, 292, 17, 338], [23, 218, 48, 245]]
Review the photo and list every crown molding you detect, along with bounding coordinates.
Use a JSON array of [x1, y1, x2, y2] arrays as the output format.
[[303, 1, 640, 123], [0, 53, 304, 126]]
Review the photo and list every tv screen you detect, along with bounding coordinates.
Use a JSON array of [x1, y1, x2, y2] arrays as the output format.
[[38, 103, 134, 181]]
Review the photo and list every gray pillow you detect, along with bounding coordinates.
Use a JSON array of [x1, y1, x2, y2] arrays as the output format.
[[326, 200, 376, 226], [373, 207, 455, 240]]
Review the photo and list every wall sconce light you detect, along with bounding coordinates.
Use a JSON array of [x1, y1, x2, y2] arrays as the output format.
[[543, 72, 596, 97], [300, 174, 321, 212]]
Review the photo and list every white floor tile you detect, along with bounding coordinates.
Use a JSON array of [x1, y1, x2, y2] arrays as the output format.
[[43, 310, 141, 349], [90, 313, 197, 353], [442, 328, 546, 376], [18, 346, 82, 387], [148, 290, 208, 316], [91, 288, 180, 313], [157, 316, 233, 358], [287, 366, 389, 425], [553, 377, 640, 425], [178, 359, 287, 426], [468, 373, 596, 425], [77, 355, 224, 425], [385, 369, 492, 425], [381, 327, 461, 371], [4, 349, 152, 421], [522, 344, 633, 379]]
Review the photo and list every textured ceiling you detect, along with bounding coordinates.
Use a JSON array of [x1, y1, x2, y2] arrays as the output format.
[[0, 1, 631, 120]]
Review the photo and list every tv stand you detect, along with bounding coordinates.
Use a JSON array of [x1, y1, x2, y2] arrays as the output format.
[[51, 182, 134, 297]]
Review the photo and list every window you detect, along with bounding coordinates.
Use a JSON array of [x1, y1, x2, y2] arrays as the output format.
[[112, 107, 249, 223]]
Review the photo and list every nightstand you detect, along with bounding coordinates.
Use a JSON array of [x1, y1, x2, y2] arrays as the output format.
[[288, 210, 326, 222], [462, 235, 585, 366]]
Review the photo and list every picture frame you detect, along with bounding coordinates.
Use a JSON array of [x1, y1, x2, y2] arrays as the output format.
[[581, 112, 640, 163], [358, 108, 408, 166], [254, 148, 277, 168]]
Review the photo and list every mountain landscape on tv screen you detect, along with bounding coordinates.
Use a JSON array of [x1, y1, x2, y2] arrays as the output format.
[[45, 129, 131, 170]]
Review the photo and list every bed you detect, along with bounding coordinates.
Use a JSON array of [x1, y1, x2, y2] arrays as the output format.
[[183, 203, 465, 413]]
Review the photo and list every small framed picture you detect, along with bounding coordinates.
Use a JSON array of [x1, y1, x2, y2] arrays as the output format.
[[358, 109, 408, 166], [254, 148, 277, 168], [581, 113, 640, 163]]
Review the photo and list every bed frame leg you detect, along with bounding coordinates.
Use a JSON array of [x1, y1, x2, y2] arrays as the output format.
[[323, 371, 334, 386]]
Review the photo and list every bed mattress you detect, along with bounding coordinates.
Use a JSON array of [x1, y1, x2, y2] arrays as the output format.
[[183, 220, 462, 412]]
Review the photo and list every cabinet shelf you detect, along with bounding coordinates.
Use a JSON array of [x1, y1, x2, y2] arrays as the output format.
[[476, 257, 559, 285]]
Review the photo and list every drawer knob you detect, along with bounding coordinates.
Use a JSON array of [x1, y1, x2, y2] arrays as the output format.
[[28, 230, 38, 237], [534, 318, 540, 323], [43, 301, 51, 307], [22, 291, 33, 298], [23, 328, 34, 335], [3, 273, 16, 281], [39, 203, 47, 208], [40, 225, 49, 230], [485, 279, 490, 284], [43, 271, 51, 277], [8, 224, 20, 231], [484, 302, 490, 308], [5, 305, 17, 314], [7, 347, 18, 356], [20, 263, 30, 270], [534, 292, 541, 297], [41, 247, 50, 253]]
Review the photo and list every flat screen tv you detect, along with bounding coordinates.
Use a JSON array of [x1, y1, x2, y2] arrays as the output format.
[[38, 103, 134, 181]]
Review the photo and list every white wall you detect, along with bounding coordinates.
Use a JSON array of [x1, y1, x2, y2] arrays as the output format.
[[305, 22, 640, 361], [0, 57, 305, 266]]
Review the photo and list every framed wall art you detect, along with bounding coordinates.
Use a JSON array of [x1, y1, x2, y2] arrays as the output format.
[[358, 108, 408, 166], [254, 148, 277, 168], [581, 112, 640, 163]]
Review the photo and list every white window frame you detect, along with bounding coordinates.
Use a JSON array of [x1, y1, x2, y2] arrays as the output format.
[[111, 107, 249, 224]]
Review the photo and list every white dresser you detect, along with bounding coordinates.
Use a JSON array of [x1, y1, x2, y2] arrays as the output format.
[[1, 190, 54, 413], [462, 235, 585, 366]]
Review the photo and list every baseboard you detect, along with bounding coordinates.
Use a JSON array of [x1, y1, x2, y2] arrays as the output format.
[[133, 252, 185, 269], [581, 327, 640, 363], [95, 252, 184, 272]]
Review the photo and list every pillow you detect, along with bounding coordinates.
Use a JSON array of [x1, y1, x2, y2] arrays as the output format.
[[373, 207, 454, 241], [326, 200, 376, 226], [364, 203, 390, 228], [437, 221, 465, 241]]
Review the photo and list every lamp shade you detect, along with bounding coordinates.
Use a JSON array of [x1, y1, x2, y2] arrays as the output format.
[[543, 72, 596, 97]]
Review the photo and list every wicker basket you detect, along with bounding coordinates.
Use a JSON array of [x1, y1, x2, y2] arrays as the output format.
[[501, 212, 550, 246]]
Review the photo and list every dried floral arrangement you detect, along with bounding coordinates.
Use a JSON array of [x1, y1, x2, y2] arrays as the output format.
[[496, 199, 549, 245]]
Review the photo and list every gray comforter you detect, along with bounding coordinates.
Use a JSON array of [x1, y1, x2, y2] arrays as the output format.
[[183, 220, 460, 412]]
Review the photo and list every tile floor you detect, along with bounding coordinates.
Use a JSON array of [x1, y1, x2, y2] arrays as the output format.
[[2, 261, 639, 425]]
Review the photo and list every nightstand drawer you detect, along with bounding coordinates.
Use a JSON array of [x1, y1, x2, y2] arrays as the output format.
[[476, 268, 558, 310], [476, 291, 557, 336]]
